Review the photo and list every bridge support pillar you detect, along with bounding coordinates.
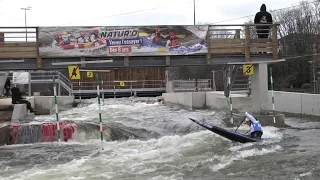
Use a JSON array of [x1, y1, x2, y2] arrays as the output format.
[[227, 59, 286, 116], [251, 63, 268, 115]]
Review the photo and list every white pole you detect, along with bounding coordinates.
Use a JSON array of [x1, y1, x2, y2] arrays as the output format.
[[96, 75, 104, 150], [270, 67, 276, 124], [53, 76, 61, 147], [228, 66, 233, 124]]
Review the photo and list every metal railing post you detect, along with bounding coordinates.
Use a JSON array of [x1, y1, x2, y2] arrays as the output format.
[[28, 71, 31, 96], [58, 72, 61, 96], [113, 81, 116, 98], [130, 81, 133, 97], [101, 80, 105, 105], [79, 80, 82, 106]]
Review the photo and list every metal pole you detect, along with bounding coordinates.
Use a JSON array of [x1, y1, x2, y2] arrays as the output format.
[[195, 67, 198, 92], [95, 75, 104, 151], [228, 66, 233, 124], [313, 44, 316, 94], [28, 71, 31, 96], [193, 0, 196, 25], [113, 82, 116, 99], [79, 80, 82, 106], [58, 73, 61, 96], [53, 76, 61, 147], [102, 80, 105, 105], [25, 9, 27, 42], [270, 67, 276, 124], [130, 81, 133, 97], [21, 7, 31, 42]]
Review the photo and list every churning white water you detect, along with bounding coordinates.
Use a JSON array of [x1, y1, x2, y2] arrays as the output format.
[[0, 97, 301, 180]]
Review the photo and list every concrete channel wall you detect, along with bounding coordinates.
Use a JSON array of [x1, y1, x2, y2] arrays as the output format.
[[0, 96, 75, 123], [162, 91, 320, 116]]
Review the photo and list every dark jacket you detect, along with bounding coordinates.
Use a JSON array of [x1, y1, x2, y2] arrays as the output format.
[[254, 4, 273, 30], [11, 87, 23, 103], [4, 78, 10, 89]]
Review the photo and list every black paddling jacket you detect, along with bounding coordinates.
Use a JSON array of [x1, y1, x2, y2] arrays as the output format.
[[11, 87, 23, 103]]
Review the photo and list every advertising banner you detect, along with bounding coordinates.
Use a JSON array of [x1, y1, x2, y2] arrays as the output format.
[[38, 25, 208, 57]]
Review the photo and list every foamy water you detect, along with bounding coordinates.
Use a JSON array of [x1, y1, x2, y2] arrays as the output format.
[[1, 97, 310, 180]]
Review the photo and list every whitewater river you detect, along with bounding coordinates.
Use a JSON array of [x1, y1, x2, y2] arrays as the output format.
[[0, 97, 319, 180]]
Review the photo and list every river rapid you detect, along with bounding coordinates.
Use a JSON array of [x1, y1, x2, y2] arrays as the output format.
[[0, 97, 319, 180]]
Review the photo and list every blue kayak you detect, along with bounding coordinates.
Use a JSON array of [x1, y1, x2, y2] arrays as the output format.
[[189, 118, 260, 143]]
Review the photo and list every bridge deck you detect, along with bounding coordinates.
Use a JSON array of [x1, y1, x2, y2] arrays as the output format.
[[0, 24, 279, 70]]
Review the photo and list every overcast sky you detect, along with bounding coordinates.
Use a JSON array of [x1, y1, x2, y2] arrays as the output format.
[[0, 0, 303, 27]]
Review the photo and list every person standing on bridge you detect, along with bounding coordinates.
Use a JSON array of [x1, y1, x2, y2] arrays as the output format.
[[4, 78, 11, 97], [254, 4, 273, 39]]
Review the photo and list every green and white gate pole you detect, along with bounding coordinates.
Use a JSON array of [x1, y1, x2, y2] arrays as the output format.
[[53, 76, 61, 147], [270, 67, 276, 124], [228, 67, 233, 124], [96, 74, 104, 150]]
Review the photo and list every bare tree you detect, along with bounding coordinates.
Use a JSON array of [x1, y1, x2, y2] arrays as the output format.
[[197, 21, 234, 39], [269, 0, 320, 91]]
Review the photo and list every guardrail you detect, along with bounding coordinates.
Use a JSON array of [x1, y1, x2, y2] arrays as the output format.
[[172, 79, 212, 92], [0, 27, 37, 43], [207, 24, 279, 60], [6, 71, 73, 96], [72, 80, 165, 91]]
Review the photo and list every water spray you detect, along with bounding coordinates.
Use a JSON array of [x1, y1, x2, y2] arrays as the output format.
[[53, 76, 61, 147], [96, 74, 104, 150]]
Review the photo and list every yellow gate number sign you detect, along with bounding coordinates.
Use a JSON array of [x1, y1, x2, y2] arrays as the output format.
[[119, 81, 125, 87], [87, 71, 93, 78], [243, 64, 254, 75]]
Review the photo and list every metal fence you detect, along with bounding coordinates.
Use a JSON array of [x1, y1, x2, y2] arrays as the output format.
[[72, 80, 165, 90], [6, 71, 73, 96], [172, 79, 212, 92]]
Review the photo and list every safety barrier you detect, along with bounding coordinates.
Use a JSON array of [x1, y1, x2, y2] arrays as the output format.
[[172, 79, 212, 92], [6, 70, 73, 96]]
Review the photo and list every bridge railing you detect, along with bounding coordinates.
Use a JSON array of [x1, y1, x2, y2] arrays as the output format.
[[172, 79, 212, 92], [0, 27, 39, 58], [6, 70, 73, 96], [207, 24, 279, 60], [0, 24, 279, 60], [72, 80, 165, 91]]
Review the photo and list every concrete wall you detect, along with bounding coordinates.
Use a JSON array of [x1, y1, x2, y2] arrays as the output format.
[[268, 91, 320, 116], [34, 96, 75, 115], [163, 91, 320, 116], [162, 92, 206, 108], [206, 92, 251, 112]]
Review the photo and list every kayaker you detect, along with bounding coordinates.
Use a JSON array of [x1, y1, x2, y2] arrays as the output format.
[[244, 112, 263, 138]]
